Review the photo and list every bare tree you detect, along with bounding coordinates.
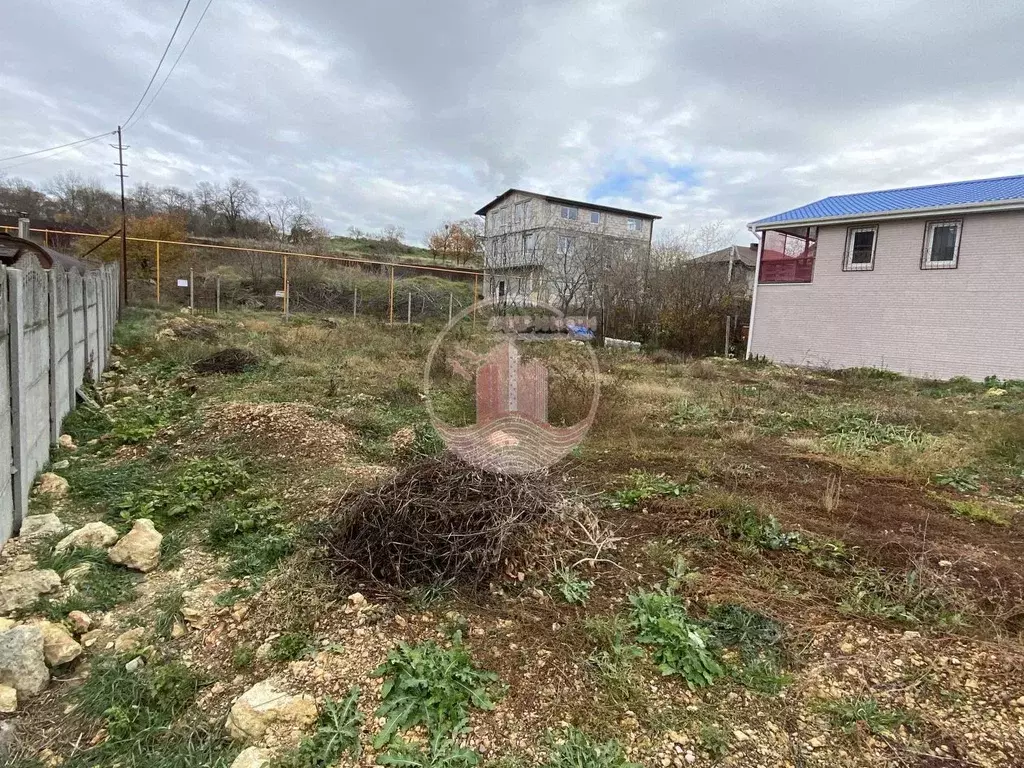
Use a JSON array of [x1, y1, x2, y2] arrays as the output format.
[[219, 178, 259, 235]]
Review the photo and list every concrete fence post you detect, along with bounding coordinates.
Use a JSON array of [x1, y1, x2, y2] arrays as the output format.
[[0, 265, 13, 542], [47, 270, 60, 445], [407, 292, 412, 324], [7, 268, 28, 530], [66, 270, 76, 412]]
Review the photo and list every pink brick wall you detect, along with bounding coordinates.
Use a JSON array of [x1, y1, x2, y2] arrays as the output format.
[[749, 210, 1024, 381]]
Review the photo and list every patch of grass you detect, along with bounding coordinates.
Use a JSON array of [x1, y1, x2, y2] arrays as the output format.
[[628, 588, 723, 689], [733, 658, 791, 694], [32, 540, 109, 574], [64, 655, 226, 767], [552, 567, 593, 605], [115, 457, 253, 526], [378, 732, 481, 767], [584, 615, 646, 706], [154, 588, 185, 639], [272, 687, 363, 767], [821, 411, 929, 454], [841, 567, 967, 628], [267, 632, 315, 662], [542, 728, 640, 768], [933, 467, 981, 493], [819, 697, 915, 735], [372, 636, 499, 747], [948, 499, 1010, 526], [706, 603, 784, 663], [232, 644, 255, 669], [31, 560, 138, 620], [607, 470, 689, 510], [62, 458, 156, 508], [664, 555, 700, 591], [60, 400, 114, 444]]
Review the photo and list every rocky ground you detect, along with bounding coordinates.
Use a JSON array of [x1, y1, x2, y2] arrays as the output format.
[[0, 308, 1022, 768]]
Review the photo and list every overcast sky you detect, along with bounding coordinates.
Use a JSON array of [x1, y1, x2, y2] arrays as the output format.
[[3, 0, 1024, 243]]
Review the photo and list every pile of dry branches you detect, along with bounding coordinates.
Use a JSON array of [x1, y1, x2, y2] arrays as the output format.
[[193, 347, 261, 375], [321, 454, 562, 593]]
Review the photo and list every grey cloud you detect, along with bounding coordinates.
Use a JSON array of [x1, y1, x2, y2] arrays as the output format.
[[3, 0, 1024, 242]]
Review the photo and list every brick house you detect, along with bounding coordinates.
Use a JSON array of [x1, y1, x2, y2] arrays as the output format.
[[476, 189, 659, 312], [746, 174, 1024, 381]]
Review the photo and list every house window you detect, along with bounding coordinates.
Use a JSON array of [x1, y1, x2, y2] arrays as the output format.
[[522, 232, 536, 257], [758, 227, 817, 284], [922, 219, 961, 269], [560, 206, 578, 221], [843, 226, 877, 271], [514, 201, 529, 224], [627, 217, 641, 232], [590, 211, 600, 224], [557, 235, 573, 254]]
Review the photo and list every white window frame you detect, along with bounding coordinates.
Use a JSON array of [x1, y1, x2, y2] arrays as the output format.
[[627, 217, 641, 232], [514, 201, 529, 225], [557, 235, 573, 254], [560, 206, 578, 221], [590, 210, 600, 224], [843, 225, 877, 271], [922, 219, 962, 269]]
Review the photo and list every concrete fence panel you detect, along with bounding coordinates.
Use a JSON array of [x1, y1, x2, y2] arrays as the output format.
[[1, 260, 120, 546], [0, 265, 11, 542]]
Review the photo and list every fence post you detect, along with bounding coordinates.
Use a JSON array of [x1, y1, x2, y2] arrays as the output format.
[[66, 271, 76, 412], [7, 269, 28, 530], [216, 277, 221, 314], [155, 242, 161, 304], [724, 316, 731, 358], [353, 287, 358, 317], [448, 292, 453, 323], [282, 255, 289, 318], [407, 292, 412, 324], [47, 271, 60, 445], [472, 275, 478, 328], [189, 268, 195, 315], [388, 267, 395, 325]]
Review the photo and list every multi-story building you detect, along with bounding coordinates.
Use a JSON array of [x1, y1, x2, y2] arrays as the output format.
[[475, 189, 659, 312]]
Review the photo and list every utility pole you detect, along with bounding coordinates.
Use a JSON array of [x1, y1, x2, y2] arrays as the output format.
[[113, 126, 128, 309]]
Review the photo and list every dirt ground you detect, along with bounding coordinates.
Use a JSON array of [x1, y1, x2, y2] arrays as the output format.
[[2, 308, 1022, 768]]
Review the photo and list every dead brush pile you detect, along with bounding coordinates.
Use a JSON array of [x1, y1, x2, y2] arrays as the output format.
[[193, 347, 261, 375], [322, 453, 563, 593]]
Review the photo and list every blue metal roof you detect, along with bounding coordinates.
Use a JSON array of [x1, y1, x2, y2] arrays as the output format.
[[751, 174, 1024, 228]]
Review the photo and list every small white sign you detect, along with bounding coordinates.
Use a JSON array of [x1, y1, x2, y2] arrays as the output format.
[[274, 290, 285, 298], [176, 279, 189, 287]]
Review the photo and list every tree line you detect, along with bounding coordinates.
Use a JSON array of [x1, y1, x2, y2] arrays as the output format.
[[0, 172, 328, 243]]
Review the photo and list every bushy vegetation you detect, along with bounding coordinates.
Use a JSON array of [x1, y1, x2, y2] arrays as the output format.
[[628, 589, 723, 689], [607, 471, 689, 510], [273, 688, 363, 768], [542, 728, 640, 768]]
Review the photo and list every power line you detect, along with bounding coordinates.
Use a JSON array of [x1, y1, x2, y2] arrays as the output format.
[[0, 131, 116, 166], [127, 0, 214, 130], [122, 0, 194, 127]]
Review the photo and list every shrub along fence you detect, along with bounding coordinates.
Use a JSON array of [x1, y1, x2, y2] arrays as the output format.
[[0, 256, 120, 545]]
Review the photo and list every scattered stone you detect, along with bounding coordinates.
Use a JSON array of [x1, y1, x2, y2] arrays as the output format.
[[19, 514, 65, 541], [80, 629, 103, 648], [344, 592, 367, 614], [108, 519, 162, 572], [0, 625, 49, 696], [182, 580, 227, 629], [809, 736, 826, 749], [0, 685, 16, 712], [0, 569, 61, 613], [125, 656, 145, 673], [938, 559, 953, 568], [114, 627, 146, 654], [35, 474, 69, 500], [35, 621, 82, 666], [9, 556, 35, 572], [231, 746, 273, 768], [52, 459, 71, 470], [67, 611, 92, 634], [55, 522, 119, 553], [840, 642, 855, 654], [58, 434, 77, 451], [225, 679, 318, 745]]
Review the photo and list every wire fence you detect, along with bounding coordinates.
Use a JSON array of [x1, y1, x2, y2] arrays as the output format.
[[2, 225, 482, 324]]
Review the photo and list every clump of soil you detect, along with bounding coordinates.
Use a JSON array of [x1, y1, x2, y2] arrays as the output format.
[[193, 347, 261, 375], [322, 453, 561, 593]]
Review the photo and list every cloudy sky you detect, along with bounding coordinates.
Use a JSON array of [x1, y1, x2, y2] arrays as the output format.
[[3, 0, 1024, 243]]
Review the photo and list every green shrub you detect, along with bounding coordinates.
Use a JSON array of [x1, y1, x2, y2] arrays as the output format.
[[115, 457, 252, 524], [268, 632, 314, 662], [948, 499, 1010, 526], [628, 589, 723, 689], [584, 616, 645, 705], [377, 732, 480, 767], [819, 697, 915, 735], [372, 636, 499, 747], [718, 502, 802, 551], [933, 467, 981, 493]]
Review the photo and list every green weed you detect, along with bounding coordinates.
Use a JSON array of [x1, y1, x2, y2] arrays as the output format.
[[584, 616, 645, 705], [553, 567, 593, 605], [541, 728, 640, 768], [697, 725, 730, 759], [232, 644, 256, 669], [822, 412, 928, 454], [933, 468, 981, 493], [154, 588, 185, 639], [717, 499, 802, 551], [607, 470, 689, 510], [378, 732, 480, 767], [115, 457, 252, 525], [272, 687, 363, 767], [372, 636, 499, 748], [31, 559, 138, 620], [841, 568, 967, 627], [628, 589, 723, 689], [706, 604, 783, 663], [267, 632, 315, 662], [819, 697, 915, 735]]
